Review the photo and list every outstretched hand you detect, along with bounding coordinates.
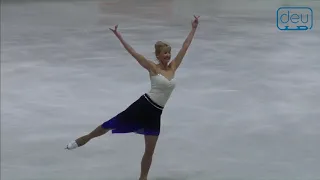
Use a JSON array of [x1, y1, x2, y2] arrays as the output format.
[[109, 24, 120, 36], [192, 15, 200, 29]]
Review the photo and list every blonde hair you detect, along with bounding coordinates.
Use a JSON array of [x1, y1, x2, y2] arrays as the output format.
[[155, 41, 171, 57]]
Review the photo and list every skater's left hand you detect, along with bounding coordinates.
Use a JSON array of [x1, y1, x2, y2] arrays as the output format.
[[192, 15, 200, 29], [109, 24, 121, 37]]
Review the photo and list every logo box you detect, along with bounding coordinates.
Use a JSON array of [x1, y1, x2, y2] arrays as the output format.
[[277, 7, 313, 31]]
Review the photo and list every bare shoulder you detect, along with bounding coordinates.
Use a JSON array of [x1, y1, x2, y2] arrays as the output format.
[[147, 59, 158, 75], [168, 60, 177, 71], [147, 59, 158, 68]]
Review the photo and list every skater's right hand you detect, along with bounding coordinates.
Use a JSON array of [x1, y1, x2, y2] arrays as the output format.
[[191, 15, 200, 29], [109, 24, 120, 37]]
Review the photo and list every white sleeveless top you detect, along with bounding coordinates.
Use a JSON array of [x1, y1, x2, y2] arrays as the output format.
[[146, 74, 176, 107]]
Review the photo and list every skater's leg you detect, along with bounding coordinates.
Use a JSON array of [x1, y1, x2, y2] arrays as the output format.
[[66, 125, 110, 150], [139, 135, 158, 180], [76, 125, 110, 146]]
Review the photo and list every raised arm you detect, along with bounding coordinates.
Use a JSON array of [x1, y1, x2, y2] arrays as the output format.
[[171, 15, 200, 71], [110, 25, 157, 73]]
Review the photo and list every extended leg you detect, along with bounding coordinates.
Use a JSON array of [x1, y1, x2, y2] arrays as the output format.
[[65, 125, 110, 150], [139, 135, 158, 180]]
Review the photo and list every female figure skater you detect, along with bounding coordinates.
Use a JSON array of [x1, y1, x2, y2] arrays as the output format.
[[65, 15, 200, 180]]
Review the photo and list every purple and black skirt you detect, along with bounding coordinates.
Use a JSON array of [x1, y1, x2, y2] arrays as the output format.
[[101, 93, 163, 136]]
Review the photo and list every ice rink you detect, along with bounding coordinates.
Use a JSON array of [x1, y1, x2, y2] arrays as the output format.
[[1, 0, 320, 179]]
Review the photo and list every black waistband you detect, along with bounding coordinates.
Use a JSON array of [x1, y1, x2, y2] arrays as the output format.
[[143, 94, 164, 110]]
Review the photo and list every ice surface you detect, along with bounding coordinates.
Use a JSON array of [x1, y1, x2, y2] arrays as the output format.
[[1, 0, 320, 180]]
